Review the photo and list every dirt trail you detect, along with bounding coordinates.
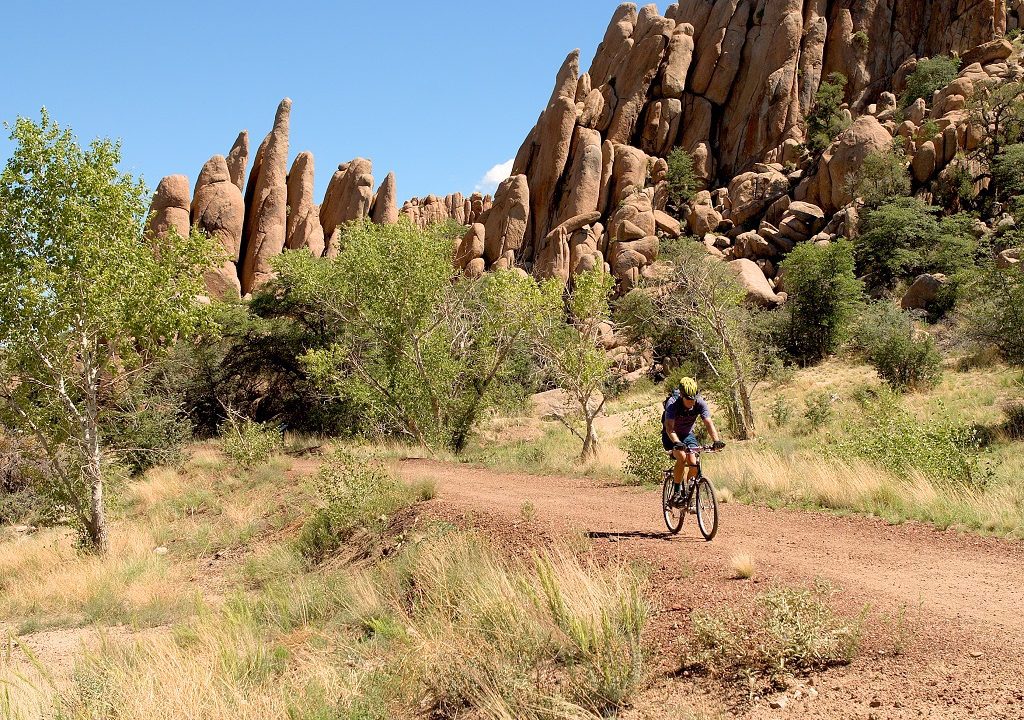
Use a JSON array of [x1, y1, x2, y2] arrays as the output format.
[[393, 458, 1024, 719]]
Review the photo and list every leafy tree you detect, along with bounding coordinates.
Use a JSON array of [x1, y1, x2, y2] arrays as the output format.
[[0, 111, 214, 551], [666, 147, 697, 207], [901, 55, 961, 108], [957, 261, 1024, 365], [781, 241, 864, 365], [805, 73, 850, 154], [966, 80, 1024, 188], [273, 218, 558, 452], [855, 303, 942, 391], [991, 142, 1024, 198], [848, 147, 911, 208], [856, 199, 977, 293], [533, 269, 615, 461]]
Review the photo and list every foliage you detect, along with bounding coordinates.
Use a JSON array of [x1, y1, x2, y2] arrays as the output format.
[[781, 241, 863, 364], [621, 413, 667, 485], [806, 72, 850, 154], [834, 387, 995, 486], [991, 142, 1024, 198], [1002, 399, 1024, 439], [848, 147, 911, 208], [855, 303, 942, 391], [274, 219, 558, 453], [803, 392, 834, 431], [855, 199, 977, 293], [690, 582, 862, 688], [220, 416, 281, 469], [966, 80, 1024, 182], [0, 110, 215, 551], [295, 449, 410, 564], [768, 396, 792, 428], [957, 262, 1024, 365], [99, 375, 193, 476], [622, 242, 771, 439], [666, 147, 698, 207], [901, 55, 961, 108], [533, 269, 615, 460]]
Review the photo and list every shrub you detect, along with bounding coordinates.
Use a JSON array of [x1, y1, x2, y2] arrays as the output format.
[[295, 449, 410, 564], [101, 392, 193, 476], [220, 417, 281, 469], [803, 392, 834, 431], [855, 303, 943, 391], [806, 72, 850, 154], [901, 55, 961, 108], [1002, 399, 1024, 439], [689, 582, 862, 687], [991, 143, 1024, 198], [957, 262, 1024, 365], [836, 389, 995, 486], [769, 396, 792, 428], [781, 241, 864, 364], [621, 414, 668, 485], [849, 148, 911, 208], [666, 147, 697, 206], [856, 198, 939, 291]]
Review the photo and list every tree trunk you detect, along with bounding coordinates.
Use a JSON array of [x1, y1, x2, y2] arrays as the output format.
[[718, 323, 756, 440], [580, 414, 599, 462], [82, 355, 108, 553]]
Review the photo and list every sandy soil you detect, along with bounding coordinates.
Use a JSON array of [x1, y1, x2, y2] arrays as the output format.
[[392, 457, 1024, 720]]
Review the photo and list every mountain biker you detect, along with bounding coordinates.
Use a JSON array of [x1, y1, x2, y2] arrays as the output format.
[[662, 377, 725, 505]]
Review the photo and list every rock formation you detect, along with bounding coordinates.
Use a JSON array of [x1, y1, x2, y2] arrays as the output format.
[[226, 131, 249, 192], [371, 172, 399, 225], [147, 175, 191, 241], [240, 98, 291, 294], [285, 151, 325, 257], [191, 156, 244, 300]]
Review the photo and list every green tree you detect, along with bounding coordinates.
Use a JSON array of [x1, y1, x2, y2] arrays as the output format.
[[901, 55, 961, 109], [991, 142, 1024, 198], [781, 241, 864, 365], [848, 147, 911, 208], [966, 80, 1024, 190], [533, 269, 615, 461], [0, 111, 214, 552], [666, 147, 697, 207], [958, 261, 1024, 365], [855, 303, 942, 391], [805, 73, 850, 155], [274, 218, 558, 452]]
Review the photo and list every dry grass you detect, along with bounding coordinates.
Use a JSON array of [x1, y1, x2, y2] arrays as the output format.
[[729, 553, 756, 580], [714, 445, 1024, 537]]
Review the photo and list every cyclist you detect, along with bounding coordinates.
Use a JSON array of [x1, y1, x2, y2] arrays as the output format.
[[662, 377, 725, 505]]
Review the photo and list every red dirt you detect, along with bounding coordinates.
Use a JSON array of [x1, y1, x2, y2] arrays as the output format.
[[391, 457, 1024, 720]]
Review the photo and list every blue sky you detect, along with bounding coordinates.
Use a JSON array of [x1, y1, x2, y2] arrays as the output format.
[[1, 1, 633, 202]]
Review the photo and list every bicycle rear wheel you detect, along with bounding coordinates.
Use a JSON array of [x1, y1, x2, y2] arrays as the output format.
[[695, 478, 719, 541], [663, 472, 684, 534]]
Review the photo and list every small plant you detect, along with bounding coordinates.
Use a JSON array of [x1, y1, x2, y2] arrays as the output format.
[[805, 72, 850, 154], [689, 582, 862, 688], [621, 414, 668, 485], [412, 477, 437, 501], [901, 55, 961, 108], [1000, 399, 1024, 439], [220, 415, 281, 468], [294, 449, 410, 564], [730, 553, 756, 580], [769, 396, 792, 428], [520, 500, 537, 522], [852, 30, 869, 50], [666, 147, 698, 206], [803, 392, 834, 431], [857, 305, 942, 392]]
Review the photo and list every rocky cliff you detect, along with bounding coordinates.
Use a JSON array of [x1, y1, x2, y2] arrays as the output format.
[[149, 1, 1010, 300]]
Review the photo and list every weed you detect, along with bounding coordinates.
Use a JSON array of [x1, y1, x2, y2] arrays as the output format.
[[622, 413, 667, 485], [730, 553, 756, 580], [520, 500, 537, 523], [803, 392, 834, 431], [221, 417, 281, 469], [769, 396, 792, 428]]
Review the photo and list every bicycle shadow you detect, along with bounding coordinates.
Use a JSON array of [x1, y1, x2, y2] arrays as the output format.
[[586, 530, 702, 543]]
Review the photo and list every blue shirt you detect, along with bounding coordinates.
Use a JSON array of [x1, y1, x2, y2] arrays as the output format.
[[663, 391, 711, 439]]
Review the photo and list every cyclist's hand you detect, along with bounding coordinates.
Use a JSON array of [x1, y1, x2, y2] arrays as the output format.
[[672, 442, 687, 451], [712, 440, 726, 451]]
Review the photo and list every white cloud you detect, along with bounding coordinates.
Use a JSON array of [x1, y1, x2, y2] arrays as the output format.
[[475, 158, 514, 193]]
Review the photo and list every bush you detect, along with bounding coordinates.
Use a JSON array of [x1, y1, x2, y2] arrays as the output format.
[[958, 262, 1024, 365], [621, 414, 667, 485], [803, 392, 834, 431], [1002, 399, 1024, 439], [806, 72, 850, 154], [781, 241, 864, 364], [849, 148, 911, 208], [856, 303, 943, 391], [901, 55, 961, 108], [101, 393, 193, 476], [295, 449, 410, 564], [221, 417, 281, 468], [666, 147, 697, 207], [769, 396, 792, 428], [856, 198, 940, 292], [991, 143, 1024, 198], [689, 582, 862, 687], [836, 389, 995, 486]]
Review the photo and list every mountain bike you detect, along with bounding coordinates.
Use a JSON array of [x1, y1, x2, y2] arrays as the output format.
[[662, 445, 720, 540]]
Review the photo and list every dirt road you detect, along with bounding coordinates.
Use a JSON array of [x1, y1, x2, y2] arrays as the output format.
[[393, 458, 1024, 720]]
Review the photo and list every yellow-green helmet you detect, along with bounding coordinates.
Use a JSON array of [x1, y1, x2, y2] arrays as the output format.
[[679, 377, 699, 399]]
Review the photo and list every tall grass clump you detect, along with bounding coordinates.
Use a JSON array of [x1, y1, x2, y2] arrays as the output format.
[[689, 582, 862, 689]]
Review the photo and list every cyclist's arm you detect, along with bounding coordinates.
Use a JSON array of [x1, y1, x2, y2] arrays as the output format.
[[702, 416, 722, 444], [664, 418, 683, 447]]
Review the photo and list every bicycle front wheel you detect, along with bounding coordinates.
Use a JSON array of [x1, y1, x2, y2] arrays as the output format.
[[695, 478, 719, 541], [662, 473, 684, 535]]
